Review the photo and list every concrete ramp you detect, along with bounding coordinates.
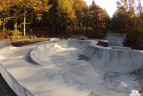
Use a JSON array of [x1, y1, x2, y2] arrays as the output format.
[[58, 39, 90, 48], [1, 39, 143, 96], [31, 39, 143, 73], [29, 39, 143, 94], [83, 45, 143, 73]]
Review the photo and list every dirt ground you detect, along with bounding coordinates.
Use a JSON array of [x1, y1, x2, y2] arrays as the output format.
[[11, 38, 49, 47]]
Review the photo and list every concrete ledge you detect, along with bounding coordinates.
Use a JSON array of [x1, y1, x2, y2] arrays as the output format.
[[70, 35, 88, 40], [30, 46, 48, 65], [111, 46, 131, 50]]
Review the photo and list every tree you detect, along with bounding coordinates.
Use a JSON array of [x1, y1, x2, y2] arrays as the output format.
[[89, 1, 107, 37], [0, 19, 2, 26], [0, 0, 51, 35], [73, 0, 88, 27], [110, 0, 143, 49], [57, 0, 75, 35], [110, 1, 129, 33], [136, 0, 142, 16], [15, 0, 51, 36], [0, 0, 18, 30]]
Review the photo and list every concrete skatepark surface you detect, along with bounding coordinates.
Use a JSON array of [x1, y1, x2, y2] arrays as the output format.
[[0, 38, 143, 96]]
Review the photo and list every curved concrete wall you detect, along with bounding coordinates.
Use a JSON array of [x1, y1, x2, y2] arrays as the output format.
[[30, 39, 90, 66], [0, 63, 34, 96], [0, 40, 34, 96], [57, 39, 90, 48], [30, 46, 48, 65], [30, 39, 143, 73], [83, 45, 143, 73], [30, 44, 55, 66]]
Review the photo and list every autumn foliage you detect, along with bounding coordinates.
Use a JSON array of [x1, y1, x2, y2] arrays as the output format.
[[0, 0, 109, 39], [0, 0, 143, 49], [110, 0, 143, 49]]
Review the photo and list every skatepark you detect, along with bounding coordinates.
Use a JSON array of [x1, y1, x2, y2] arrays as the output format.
[[0, 38, 143, 96]]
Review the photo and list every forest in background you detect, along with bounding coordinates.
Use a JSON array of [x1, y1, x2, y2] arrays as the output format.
[[0, 0, 143, 49]]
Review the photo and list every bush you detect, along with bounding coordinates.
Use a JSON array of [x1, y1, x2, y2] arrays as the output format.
[[9, 30, 22, 41]]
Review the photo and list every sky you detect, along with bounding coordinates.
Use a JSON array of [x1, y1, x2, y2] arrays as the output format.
[[83, 0, 119, 17]]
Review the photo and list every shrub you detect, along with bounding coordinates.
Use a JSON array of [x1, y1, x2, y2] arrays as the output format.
[[9, 30, 22, 41]]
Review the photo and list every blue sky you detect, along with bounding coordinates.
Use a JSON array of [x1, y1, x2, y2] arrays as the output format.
[[83, 0, 119, 17]]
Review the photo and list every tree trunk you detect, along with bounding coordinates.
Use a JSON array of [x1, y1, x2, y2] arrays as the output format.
[[3, 17, 5, 31], [14, 19, 17, 33], [52, 0, 54, 36], [23, 0, 27, 36], [24, 15, 26, 36]]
